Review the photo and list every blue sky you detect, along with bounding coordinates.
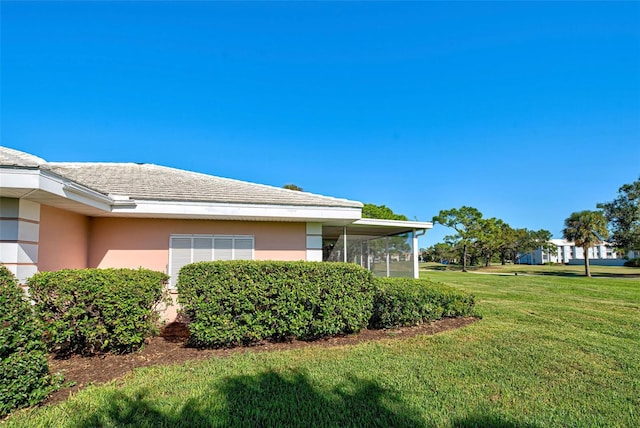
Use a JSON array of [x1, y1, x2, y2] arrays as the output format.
[[2, 1, 639, 248]]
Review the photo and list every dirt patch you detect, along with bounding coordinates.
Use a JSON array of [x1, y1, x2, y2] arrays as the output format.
[[46, 317, 478, 405]]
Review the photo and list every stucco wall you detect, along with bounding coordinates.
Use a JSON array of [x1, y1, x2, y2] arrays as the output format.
[[38, 204, 90, 272], [88, 217, 307, 272]]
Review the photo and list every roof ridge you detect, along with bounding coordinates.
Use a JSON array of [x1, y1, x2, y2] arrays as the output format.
[[152, 164, 362, 205]]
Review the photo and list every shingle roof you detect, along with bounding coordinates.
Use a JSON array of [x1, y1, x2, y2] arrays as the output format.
[[0, 147, 361, 208], [0, 147, 46, 167], [44, 162, 361, 207]]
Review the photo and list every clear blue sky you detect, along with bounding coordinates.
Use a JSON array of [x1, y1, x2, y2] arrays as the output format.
[[2, 1, 639, 248]]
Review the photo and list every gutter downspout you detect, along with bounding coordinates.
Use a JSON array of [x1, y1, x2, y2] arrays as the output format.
[[413, 229, 426, 279]]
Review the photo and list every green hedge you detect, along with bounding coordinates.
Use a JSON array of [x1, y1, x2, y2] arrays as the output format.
[[624, 258, 640, 267], [178, 261, 374, 347], [0, 266, 58, 417], [369, 277, 475, 329], [28, 268, 169, 356]]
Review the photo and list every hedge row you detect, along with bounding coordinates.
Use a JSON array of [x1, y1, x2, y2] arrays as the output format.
[[178, 261, 476, 348], [28, 268, 169, 356], [0, 266, 58, 417], [624, 258, 640, 267], [369, 277, 476, 329], [178, 261, 375, 347]]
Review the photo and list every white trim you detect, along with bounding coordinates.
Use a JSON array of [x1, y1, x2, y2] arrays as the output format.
[[412, 230, 419, 279], [353, 218, 433, 229], [112, 200, 361, 222], [306, 249, 323, 262], [2, 264, 37, 284], [0, 168, 113, 212]]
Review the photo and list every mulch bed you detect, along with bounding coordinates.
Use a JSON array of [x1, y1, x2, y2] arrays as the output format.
[[46, 317, 478, 405]]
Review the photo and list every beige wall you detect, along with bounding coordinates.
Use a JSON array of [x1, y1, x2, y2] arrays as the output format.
[[38, 204, 91, 272], [89, 217, 307, 272]]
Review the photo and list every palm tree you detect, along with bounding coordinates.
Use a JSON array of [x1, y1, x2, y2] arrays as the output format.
[[562, 210, 609, 277]]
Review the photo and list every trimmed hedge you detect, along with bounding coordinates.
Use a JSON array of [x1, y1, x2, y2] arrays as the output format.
[[369, 277, 475, 329], [624, 258, 640, 267], [28, 268, 169, 356], [0, 266, 58, 417], [178, 261, 374, 347]]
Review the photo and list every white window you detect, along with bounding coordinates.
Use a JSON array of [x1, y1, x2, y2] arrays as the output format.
[[168, 234, 254, 288]]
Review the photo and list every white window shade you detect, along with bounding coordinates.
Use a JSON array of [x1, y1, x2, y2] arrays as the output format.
[[169, 237, 192, 288], [193, 237, 213, 262], [235, 238, 254, 260], [214, 237, 233, 260], [169, 235, 254, 288]]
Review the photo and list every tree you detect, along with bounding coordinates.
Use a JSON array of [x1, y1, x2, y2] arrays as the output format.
[[496, 223, 517, 265], [597, 177, 640, 252], [475, 218, 504, 267], [562, 210, 609, 277], [421, 242, 457, 264], [432, 206, 483, 272], [283, 184, 303, 191], [362, 203, 408, 221]]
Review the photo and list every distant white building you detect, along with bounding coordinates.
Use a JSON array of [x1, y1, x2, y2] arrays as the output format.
[[517, 239, 634, 266]]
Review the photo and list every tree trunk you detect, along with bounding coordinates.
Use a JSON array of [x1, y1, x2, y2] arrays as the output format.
[[462, 244, 468, 272], [584, 245, 591, 277]]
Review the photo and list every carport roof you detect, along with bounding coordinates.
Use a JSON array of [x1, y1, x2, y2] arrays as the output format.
[[323, 218, 433, 240]]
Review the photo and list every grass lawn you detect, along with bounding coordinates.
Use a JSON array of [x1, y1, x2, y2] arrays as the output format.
[[5, 270, 639, 427], [421, 261, 640, 278]]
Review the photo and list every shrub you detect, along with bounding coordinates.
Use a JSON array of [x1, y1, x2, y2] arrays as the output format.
[[178, 261, 374, 347], [0, 266, 58, 417], [624, 258, 640, 267], [28, 268, 169, 356], [369, 277, 475, 329]]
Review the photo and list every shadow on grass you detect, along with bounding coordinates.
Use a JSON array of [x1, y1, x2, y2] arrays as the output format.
[[71, 370, 426, 427], [70, 370, 545, 427]]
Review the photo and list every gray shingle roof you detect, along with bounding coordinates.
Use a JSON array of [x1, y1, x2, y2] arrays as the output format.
[[0, 146, 46, 167], [44, 162, 361, 207], [0, 147, 361, 208]]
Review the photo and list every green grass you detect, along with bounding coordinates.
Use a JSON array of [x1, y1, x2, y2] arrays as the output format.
[[422, 261, 640, 278], [5, 272, 640, 427]]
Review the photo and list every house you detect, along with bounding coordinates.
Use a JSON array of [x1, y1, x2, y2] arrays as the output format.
[[517, 239, 627, 266], [1, 146, 431, 320]]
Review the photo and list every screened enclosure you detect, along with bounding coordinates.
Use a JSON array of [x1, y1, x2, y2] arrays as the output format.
[[321, 219, 431, 278]]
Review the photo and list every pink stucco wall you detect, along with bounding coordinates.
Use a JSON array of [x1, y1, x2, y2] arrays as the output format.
[[88, 217, 307, 272], [38, 204, 90, 272]]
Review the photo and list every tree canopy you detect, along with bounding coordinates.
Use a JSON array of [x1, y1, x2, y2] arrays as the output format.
[[362, 203, 408, 221], [283, 184, 303, 191], [428, 206, 555, 269], [562, 210, 609, 277], [597, 177, 640, 252], [432, 206, 483, 272]]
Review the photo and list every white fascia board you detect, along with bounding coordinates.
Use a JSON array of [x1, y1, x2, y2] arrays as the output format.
[[353, 218, 433, 229], [0, 168, 42, 190], [0, 168, 113, 212], [111, 199, 363, 222]]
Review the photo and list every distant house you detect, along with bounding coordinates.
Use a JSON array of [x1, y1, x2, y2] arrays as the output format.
[[517, 239, 630, 266], [0, 147, 431, 320]]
